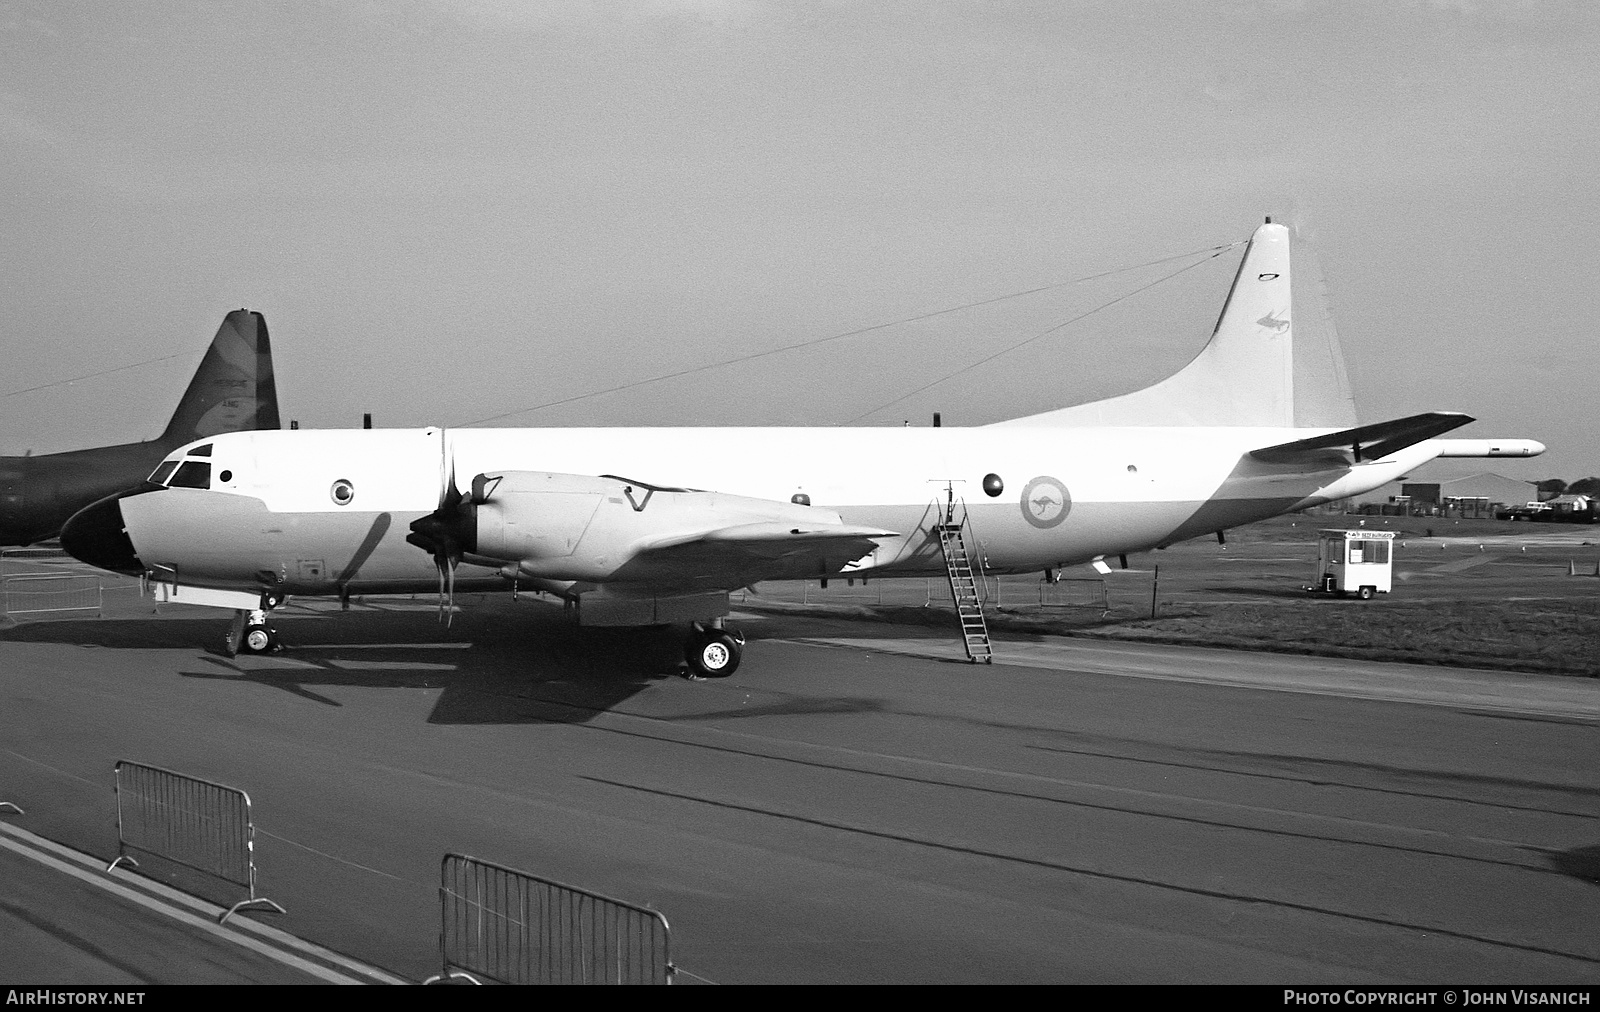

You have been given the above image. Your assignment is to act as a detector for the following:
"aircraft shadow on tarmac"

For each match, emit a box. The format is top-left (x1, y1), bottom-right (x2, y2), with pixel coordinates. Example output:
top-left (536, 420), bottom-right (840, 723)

top-left (1550, 843), bottom-right (1600, 887)
top-left (1, 606), bottom-right (688, 725)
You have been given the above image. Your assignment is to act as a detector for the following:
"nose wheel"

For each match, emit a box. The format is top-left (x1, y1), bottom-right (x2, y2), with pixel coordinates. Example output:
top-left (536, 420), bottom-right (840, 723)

top-left (685, 623), bottom-right (744, 678)
top-left (224, 606), bottom-right (281, 657)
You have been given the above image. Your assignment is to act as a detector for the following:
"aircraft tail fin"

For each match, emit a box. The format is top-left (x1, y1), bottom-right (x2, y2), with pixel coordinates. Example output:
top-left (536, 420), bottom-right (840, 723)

top-left (996, 220), bottom-right (1347, 428)
top-left (159, 310), bottom-right (280, 444)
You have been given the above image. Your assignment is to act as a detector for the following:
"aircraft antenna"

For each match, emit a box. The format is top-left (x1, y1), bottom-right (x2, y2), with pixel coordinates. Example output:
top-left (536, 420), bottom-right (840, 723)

top-left (2, 352), bottom-right (187, 399)
top-left (843, 242), bottom-right (1243, 425)
top-left (452, 240), bottom-right (1243, 427)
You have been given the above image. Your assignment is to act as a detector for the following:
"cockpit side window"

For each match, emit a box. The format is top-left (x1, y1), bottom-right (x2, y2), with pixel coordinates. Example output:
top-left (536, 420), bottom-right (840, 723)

top-left (187, 444), bottom-right (212, 457)
top-left (148, 460), bottom-right (179, 485)
top-left (168, 461), bottom-right (212, 489)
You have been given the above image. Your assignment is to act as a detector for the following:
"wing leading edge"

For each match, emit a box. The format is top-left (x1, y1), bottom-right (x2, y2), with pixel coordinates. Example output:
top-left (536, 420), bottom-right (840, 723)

top-left (620, 520), bottom-right (897, 590)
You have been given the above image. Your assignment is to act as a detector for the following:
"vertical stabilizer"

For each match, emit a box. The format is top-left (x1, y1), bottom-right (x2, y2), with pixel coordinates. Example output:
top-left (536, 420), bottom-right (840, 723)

top-left (996, 221), bottom-right (1301, 427)
top-left (1290, 241), bottom-right (1358, 427)
top-left (160, 310), bottom-right (281, 443)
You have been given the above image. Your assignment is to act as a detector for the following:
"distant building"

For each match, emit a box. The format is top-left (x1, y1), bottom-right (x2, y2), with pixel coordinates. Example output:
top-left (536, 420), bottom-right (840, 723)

top-left (1546, 493), bottom-right (1594, 513)
top-left (1355, 471), bottom-right (1538, 517)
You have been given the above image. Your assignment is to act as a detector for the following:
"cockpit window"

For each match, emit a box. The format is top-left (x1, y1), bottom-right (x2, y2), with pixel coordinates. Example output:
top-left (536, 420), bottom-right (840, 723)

top-left (148, 460), bottom-right (179, 485)
top-left (187, 444), bottom-right (212, 457)
top-left (168, 461), bottom-right (212, 489)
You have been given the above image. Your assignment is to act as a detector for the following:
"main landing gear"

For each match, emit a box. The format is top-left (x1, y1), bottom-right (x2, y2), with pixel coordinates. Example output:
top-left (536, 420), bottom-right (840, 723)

top-left (685, 621), bottom-right (744, 678)
top-left (224, 595), bottom-right (284, 657)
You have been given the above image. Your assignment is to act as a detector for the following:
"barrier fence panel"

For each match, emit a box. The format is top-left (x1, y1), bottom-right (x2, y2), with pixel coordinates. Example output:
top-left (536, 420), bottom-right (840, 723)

top-left (431, 854), bottom-right (672, 985)
top-left (2, 574), bottom-right (101, 617)
top-left (110, 761), bottom-right (284, 923)
top-left (1038, 577), bottom-right (1110, 611)
top-left (0, 547), bottom-right (71, 561)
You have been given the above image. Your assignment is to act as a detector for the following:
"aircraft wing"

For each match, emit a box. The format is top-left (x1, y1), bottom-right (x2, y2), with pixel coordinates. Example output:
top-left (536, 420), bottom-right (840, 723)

top-left (611, 521), bottom-right (898, 590)
top-left (428, 469), bottom-right (900, 593)
top-left (1249, 412), bottom-right (1474, 466)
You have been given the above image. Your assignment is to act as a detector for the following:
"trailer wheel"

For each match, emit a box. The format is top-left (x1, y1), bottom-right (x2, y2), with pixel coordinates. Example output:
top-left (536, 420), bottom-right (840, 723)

top-left (1358, 586), bottom-right (1375, 601)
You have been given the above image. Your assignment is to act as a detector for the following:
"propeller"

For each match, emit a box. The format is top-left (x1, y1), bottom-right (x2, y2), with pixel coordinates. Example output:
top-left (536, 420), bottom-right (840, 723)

top-left (405, 432), bottom-right (481, 627)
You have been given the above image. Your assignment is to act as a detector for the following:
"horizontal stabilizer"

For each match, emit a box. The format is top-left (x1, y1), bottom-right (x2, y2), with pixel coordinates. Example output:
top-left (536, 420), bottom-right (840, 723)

top-left (1249, 412), bottom-right (1474, 465)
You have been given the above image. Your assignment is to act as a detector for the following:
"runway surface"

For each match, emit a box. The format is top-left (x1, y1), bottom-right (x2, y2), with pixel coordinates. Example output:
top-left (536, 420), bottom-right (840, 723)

top-left (2, 593), bottom-right (1598, 984)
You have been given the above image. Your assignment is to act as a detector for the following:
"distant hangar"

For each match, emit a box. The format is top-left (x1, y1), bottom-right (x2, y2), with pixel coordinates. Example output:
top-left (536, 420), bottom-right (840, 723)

top-left (1357, 471), bottom-right (1538, 517)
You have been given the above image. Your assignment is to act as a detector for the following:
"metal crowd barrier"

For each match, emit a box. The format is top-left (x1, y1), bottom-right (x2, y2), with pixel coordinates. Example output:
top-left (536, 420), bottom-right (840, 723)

top-left (108, 761), bottom-right (284, 924)
top-left (1038, 577), bottom-right (1110, 611)
top-left (427, 854), bottom-right (673, 985)
top-left (1, 574), bottom-right (102, 618)
top-left (0, 546), bottom-right (70, 561)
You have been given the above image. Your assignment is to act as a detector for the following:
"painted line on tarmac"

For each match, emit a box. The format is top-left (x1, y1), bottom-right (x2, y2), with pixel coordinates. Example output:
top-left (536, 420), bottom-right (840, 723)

top-left (0, 820), bottom-right (403, 984)
top-left (783, 636), bottom-right (1600, 720)
top-left (2, 747), bottom-right (102, 790)
top-left (253, 828), bottom-right (413, 884)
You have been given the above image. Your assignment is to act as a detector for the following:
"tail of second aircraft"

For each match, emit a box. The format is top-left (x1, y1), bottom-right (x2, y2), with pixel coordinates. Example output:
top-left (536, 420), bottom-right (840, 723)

top-left (995, 219), bottom-right (1357, 429)
top-left (159, 309), bottom-right (281, 444)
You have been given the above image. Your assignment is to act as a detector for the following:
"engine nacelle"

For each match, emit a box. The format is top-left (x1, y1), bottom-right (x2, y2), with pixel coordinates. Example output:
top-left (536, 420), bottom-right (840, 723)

top-left (470, 471), bottom-right (837, 582)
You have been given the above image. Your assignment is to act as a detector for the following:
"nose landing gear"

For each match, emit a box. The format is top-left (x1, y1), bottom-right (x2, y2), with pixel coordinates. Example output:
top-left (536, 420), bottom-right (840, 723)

top-left (685, 621), bottom-right (744, 678)
top-left (224, 595), bottom-right (284, 657)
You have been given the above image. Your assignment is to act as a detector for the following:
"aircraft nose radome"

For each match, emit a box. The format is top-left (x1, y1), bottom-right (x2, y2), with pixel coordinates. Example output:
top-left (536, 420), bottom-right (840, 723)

top-left (61, 494), bottom-right (143, 576)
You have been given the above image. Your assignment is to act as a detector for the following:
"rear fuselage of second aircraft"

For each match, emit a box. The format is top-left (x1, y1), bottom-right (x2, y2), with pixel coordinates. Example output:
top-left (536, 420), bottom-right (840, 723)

top-left (0, 441), bottom-right (174, 546)
top-left (63, 426), bottom-right (1439, 596)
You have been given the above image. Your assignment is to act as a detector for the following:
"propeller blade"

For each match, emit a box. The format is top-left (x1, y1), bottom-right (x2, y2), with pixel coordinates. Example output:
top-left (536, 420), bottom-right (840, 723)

top-left (417, 430), bottom-right (473, 629)
top-left (446, 560), bottom-right (457, 629)
top-left (436, 427), bottom-right (449, 510)
top-left (435, 557), bottom-right (448, 624)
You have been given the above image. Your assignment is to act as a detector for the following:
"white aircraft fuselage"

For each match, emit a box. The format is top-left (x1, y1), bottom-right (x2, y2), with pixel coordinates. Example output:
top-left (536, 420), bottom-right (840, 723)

top-left (80, 424), bottom-right (1470, 593)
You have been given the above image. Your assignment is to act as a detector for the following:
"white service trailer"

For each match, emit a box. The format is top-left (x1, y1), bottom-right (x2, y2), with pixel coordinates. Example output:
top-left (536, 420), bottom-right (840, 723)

top-left (1314, 529), bottom-right (1395, 599)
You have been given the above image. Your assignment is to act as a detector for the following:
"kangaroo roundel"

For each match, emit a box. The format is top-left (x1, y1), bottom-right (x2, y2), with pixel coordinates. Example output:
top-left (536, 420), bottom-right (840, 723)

top-left (1020, 476), bottom-right (1071, 529)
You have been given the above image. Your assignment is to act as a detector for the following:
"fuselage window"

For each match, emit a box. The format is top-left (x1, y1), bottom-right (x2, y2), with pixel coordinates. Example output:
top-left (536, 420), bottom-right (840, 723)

top-left (148, 460), bottom-right (179, 485)
top-left (187, 444), bottom-right (212, 457)
top-left (168, 461), bottom-right (213, 489)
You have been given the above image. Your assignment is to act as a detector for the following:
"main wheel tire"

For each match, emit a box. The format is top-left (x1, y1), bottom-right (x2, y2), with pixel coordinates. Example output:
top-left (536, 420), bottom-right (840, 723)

top-left (243, 625), bottom-right (274, 653)
top-left (1358, 586), bottom-right (1375, 601)
top-left (686, 632), bottom-right (741, 678)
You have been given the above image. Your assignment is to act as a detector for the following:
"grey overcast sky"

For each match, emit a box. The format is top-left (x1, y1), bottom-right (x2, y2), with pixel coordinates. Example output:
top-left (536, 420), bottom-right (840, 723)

top-left (2, 0), bottom-right (1595, 481)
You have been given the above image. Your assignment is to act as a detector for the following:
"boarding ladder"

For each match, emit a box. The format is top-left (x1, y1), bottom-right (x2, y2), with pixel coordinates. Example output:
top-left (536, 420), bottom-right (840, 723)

top-left (934, 497), bottom-right (992, 664)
